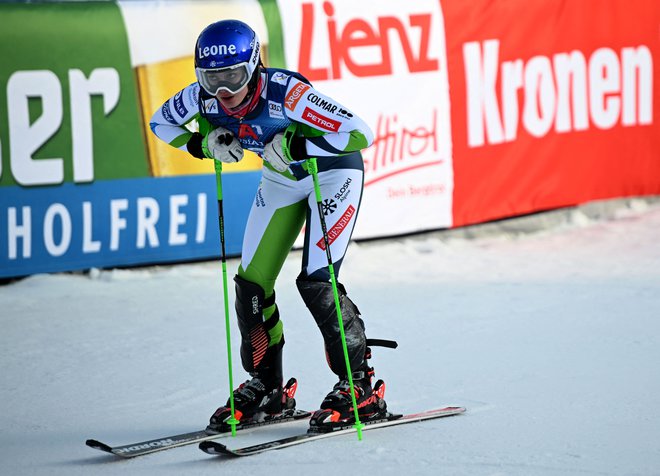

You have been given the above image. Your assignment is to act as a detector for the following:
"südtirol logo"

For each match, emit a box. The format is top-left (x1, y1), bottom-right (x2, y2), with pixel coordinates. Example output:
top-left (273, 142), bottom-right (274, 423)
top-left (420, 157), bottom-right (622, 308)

top-left (362, 109), bottom-right (442, 187)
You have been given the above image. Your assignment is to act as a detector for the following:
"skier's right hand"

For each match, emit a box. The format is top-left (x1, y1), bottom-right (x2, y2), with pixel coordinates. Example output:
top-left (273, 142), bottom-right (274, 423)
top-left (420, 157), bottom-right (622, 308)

top-left (202, 126), bottom-right (244, 163)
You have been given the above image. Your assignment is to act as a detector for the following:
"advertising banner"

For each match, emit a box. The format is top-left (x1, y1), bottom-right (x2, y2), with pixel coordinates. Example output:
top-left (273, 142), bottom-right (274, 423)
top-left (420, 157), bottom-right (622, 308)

top-left (442, 0), bottom-right (660, 227)
top-left (1, 3), bottom-right (151, 277)
top-left (1, 0), bottom-right (659, 279)
top-left (0, 2), bottom-right (260, 278)
top-left (277, 0), bottom-right (454, 238)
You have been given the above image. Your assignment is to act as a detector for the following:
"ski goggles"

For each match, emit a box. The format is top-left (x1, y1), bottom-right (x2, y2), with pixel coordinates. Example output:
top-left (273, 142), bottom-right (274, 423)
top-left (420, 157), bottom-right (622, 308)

top-left (196, 62), bottom-right (251, 96)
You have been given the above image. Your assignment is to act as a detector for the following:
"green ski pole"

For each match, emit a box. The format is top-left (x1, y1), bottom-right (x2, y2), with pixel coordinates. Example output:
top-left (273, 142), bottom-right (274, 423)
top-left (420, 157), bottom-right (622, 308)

top-left (307, 157), bottom-right (365, 441)
top-left (214, 161), bottom-right (239, 436)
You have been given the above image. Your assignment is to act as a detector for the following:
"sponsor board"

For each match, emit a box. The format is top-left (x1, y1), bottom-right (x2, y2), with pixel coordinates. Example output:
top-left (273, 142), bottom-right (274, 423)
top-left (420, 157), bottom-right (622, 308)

top-left (0, 174), bottom-right (259, 278)
top-left (278, 0), bottom-right (453, 238)
top-left (443, 0), bottom-right (660, 226)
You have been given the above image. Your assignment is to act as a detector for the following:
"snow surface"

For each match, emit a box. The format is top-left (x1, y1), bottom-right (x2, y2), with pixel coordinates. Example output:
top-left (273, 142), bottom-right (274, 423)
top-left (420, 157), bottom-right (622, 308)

top-left (2, 199), bottom-right (660, 475)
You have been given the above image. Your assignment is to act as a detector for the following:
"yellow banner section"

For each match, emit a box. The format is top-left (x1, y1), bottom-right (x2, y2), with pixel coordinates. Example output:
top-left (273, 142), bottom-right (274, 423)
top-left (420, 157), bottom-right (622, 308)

top-left (136, 56), bottom-right (262, 177)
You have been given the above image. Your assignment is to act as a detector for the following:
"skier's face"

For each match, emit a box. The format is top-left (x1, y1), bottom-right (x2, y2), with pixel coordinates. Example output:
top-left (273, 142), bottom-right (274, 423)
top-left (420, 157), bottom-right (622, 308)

top-left (216, 87), bottom-right (249, 110)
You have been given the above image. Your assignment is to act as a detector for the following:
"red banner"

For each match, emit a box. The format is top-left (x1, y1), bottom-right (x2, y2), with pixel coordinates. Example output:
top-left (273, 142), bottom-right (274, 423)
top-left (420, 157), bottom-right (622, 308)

top-left (443, 0), bottom-right (660, 227)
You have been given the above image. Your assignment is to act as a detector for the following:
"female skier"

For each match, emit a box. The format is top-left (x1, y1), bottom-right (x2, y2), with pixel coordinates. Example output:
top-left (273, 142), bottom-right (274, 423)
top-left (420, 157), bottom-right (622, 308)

top-left (150, 19), bottom-right (389, 432)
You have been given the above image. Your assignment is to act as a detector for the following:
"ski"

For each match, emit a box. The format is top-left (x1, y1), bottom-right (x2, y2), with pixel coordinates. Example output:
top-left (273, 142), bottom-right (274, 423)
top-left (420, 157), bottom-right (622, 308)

top-left (86, 408), bottom-right (311, 458)
top-left (199, 406), bottom-right (465, 457)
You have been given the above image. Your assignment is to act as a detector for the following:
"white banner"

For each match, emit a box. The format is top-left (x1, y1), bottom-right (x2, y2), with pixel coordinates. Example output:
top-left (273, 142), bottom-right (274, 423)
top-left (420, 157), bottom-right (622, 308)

top-left (278, 0), bottom-right (453, 238)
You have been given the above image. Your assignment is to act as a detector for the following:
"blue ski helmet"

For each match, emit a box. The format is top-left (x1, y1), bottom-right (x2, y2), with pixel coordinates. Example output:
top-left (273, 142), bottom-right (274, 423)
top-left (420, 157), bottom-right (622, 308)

top-left (194, 20), bottom-right (261, 96)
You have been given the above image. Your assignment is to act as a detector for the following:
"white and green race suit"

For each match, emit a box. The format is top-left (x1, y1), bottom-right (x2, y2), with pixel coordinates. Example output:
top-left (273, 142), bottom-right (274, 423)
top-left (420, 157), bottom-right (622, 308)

top-left (150, 67), bottom-right (373, 359)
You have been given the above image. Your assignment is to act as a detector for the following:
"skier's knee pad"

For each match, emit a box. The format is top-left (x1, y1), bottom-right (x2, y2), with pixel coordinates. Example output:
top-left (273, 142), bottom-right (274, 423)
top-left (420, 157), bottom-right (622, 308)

top-left (234, 275), bottom-right (282, 376)
top-left (296, 277), bottom-right (366, 377)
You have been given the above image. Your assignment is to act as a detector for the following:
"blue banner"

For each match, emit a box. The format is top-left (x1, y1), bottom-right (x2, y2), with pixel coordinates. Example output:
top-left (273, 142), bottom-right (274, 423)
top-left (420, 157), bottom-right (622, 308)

top-left (1, 173), bottom-right (260, 278)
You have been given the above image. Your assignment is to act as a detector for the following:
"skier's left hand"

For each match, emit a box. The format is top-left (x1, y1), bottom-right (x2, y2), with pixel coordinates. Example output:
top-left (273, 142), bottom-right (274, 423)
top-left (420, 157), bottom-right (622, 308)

top-left (262, 133), bottom-right (291, 172)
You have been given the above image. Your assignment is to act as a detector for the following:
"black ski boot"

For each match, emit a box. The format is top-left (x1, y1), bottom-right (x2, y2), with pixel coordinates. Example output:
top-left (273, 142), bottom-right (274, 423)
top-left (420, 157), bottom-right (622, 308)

top-left (309, 366), bottom-right (388, 432)
top-left (296, 277), bottom-right (392, 432)
top-left (206, 376), bottom-right (299, 433)
top-left (208, 276), bottom-right (297, 433)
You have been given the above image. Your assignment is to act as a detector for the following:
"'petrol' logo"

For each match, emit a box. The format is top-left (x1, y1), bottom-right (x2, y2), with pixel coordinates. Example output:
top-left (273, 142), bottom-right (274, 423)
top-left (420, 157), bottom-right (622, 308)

top-left (302, 107), bottom-right (341, 131)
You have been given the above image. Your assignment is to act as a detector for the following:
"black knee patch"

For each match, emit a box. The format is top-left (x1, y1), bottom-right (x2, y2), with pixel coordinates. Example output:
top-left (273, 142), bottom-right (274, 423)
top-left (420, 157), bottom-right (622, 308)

top-left (296, 277), bottom-right (366, 378)
top-left (234, 275), bottom-right (281, 379)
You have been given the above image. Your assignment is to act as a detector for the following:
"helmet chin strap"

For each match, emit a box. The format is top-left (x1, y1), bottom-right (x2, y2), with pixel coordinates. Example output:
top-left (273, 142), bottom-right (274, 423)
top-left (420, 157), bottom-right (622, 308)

top-left (220, 69), bottom-right (264, 119)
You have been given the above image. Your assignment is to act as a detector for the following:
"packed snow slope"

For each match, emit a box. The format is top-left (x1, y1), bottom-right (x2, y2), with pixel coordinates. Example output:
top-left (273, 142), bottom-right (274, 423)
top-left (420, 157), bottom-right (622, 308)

top-left (1, 199), bottom-right (659, 475)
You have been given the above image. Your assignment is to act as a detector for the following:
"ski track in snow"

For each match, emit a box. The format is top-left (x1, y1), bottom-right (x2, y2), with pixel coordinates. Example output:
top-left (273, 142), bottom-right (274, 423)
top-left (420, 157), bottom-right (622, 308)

top-left (1, 200), bottom-right (660, 475)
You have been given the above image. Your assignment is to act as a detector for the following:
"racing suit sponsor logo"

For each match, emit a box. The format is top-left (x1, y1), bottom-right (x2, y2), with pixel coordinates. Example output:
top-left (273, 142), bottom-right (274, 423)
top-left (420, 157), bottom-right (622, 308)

top-left (250, 40), bottom-right (260, 66)
top-left (268, 101), bottom-right (284, 119)
top-left (161, 103), bottom-right (177, 124)
top-left (316, 205), bottom-right (356, 250)
top-left (322, 198), bottom-right (337, 215)
top-left (173, 91), bottom-right (188, 118)
top-left (337, 108), bottom-right (353, 119)
top-left (203, 98), bottom-right (218, 114)
top-left (285, 82), bottom-right (310, 111)
top-left (271, 72), bottom-right (290, 84)
top-left (255, 188), bottom-right (266, 207)
top-left (306, 93), bottom-right (337, 114)
top-left (239, 124), bottom-right (263, 140)
top-left (197, 44), bottom-right (237, 59)
top-left (188, 84), bottom-right (200, 103)
top-left (334, 177), bottom-right (352, 202)
top-left (302, 107), bottom-right (341, 131)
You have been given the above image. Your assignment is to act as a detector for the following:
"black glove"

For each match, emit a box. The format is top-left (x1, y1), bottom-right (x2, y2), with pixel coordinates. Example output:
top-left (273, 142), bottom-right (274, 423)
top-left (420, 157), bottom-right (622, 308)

top-left (186, 132), bottom-right (206, 159)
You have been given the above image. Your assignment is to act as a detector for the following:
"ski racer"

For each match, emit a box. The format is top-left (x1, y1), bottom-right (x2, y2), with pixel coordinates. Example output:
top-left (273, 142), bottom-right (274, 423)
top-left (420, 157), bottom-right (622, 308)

top-left (150, 19), bottom-right (389, 432)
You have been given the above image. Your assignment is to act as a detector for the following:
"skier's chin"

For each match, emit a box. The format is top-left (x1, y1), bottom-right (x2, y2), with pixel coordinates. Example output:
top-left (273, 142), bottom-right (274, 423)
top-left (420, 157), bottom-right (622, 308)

top-left (218, 96), bottom-right (240, 109)
top-left (218, 91), bottom-right (248, 110)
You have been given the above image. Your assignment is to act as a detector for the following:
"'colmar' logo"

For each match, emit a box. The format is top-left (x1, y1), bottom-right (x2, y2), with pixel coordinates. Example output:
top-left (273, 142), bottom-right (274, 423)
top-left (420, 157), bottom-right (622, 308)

top-left (307, 93), bottom-right (338, 114)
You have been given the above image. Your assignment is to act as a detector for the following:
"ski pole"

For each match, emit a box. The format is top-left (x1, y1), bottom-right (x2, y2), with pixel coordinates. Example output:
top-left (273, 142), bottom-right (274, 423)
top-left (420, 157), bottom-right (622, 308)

top-left (306, 157), bottom-right (365, 441)
top-left (214, 161), bottom-right (239, 436)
